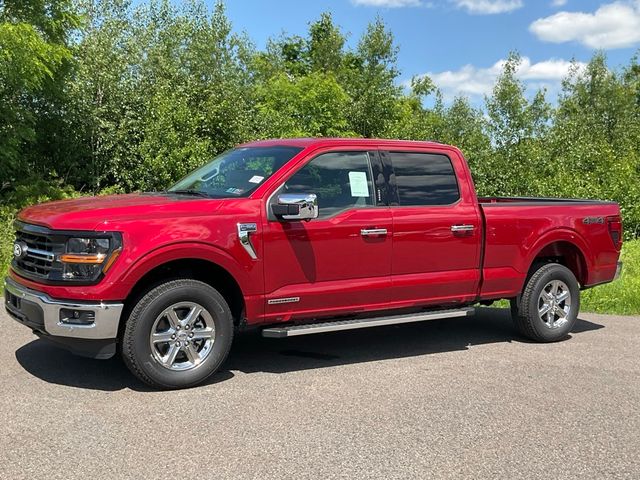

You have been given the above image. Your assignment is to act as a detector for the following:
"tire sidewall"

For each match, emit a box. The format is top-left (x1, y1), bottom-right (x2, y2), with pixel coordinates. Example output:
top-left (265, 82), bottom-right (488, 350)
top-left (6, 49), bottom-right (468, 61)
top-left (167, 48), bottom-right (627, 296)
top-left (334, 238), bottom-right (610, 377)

top-left (129, 281), bottom-right (233, 388)
top-left (526, 265), bottom-right (580, 342)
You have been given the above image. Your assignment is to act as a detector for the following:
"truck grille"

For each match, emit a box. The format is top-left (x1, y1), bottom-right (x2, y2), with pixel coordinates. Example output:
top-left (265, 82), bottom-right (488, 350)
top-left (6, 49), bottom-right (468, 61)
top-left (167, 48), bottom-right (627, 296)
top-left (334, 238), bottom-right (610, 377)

top-left (12, 223), bottom-right (66, 281)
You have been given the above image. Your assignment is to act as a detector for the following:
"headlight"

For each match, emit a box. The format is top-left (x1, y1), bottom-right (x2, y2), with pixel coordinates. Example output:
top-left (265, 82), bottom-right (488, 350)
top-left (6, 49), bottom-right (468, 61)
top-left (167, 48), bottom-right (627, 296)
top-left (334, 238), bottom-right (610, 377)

top-left (65, 237), bottom-right (111, 258)
top-left (60, 236), bottom-right (121, 281)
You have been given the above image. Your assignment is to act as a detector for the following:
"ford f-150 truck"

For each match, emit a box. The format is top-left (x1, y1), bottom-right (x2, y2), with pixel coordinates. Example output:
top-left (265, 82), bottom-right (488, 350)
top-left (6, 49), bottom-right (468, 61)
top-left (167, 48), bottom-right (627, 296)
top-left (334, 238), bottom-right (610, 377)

top-left (4, 138), bottom-right (623, 389)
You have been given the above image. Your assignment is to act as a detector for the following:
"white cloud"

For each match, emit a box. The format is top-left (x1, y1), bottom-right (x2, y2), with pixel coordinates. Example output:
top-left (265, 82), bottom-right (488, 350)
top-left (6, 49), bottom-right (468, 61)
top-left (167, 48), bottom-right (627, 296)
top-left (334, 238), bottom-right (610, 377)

top-left (551, 0), bottom-right (567, 7)
top-left (530, 1), bottom-right (640, 49)
top-left (416, 57), bottom-right (586, 101)
top-left (351, 0), bottom-right (421, 7)
top-left (450, 0), bottom-right (523, 14)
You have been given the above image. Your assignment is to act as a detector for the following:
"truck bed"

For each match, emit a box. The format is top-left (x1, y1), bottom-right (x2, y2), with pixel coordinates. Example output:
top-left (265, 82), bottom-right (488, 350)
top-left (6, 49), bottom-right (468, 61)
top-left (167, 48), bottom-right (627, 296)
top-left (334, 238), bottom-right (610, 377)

top-left (477, 197), bottom-right (622, 300)
top-left (478, 196), bottom-right (616, 206)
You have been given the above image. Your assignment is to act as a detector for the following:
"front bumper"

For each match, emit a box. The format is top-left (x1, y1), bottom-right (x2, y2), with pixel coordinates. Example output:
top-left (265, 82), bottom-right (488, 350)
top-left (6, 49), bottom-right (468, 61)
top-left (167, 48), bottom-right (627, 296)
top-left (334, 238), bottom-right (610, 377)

top-left (4, 276), bottom-right (123, 340)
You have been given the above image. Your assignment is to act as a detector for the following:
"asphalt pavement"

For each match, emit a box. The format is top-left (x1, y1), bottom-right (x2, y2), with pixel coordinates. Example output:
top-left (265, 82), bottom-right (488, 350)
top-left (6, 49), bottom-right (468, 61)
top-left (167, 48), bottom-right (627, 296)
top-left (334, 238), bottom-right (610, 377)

top-left (1, 306), bottom-right (639, 479)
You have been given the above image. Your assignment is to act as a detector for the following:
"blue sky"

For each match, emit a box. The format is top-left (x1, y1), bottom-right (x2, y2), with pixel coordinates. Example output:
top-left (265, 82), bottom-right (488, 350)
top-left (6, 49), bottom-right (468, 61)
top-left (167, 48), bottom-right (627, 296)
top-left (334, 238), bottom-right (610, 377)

top-left (219, 0), bottom-right (640, 103)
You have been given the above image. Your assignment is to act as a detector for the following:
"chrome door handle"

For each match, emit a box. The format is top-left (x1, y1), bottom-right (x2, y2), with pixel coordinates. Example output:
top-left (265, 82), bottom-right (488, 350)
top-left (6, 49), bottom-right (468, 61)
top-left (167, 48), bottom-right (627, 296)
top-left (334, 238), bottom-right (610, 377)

top-left (361, 228), bottom-right (388, 236)
top-left (451, 224), bottom-right (475, 233)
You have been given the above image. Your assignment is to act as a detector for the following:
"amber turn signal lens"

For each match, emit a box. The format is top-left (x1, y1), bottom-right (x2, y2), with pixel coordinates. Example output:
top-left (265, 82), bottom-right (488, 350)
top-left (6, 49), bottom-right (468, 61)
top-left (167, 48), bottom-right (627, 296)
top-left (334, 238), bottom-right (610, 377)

top-left (101, 249), bottom-right (122, 273)
top-left (59, 253), bottom-right (107, 264)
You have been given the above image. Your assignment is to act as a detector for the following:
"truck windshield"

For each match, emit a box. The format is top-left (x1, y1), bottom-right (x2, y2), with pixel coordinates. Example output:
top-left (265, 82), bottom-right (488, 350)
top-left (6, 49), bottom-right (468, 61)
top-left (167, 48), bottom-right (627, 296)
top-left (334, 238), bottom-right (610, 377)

top-left (167, 146), bottom-right (303, 198)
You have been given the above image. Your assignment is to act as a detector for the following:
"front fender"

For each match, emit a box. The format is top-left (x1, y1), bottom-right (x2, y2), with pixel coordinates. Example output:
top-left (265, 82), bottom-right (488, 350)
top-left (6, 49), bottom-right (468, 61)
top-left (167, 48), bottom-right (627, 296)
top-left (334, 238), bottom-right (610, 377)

top-left (117, 241), bottom-right (259, 298)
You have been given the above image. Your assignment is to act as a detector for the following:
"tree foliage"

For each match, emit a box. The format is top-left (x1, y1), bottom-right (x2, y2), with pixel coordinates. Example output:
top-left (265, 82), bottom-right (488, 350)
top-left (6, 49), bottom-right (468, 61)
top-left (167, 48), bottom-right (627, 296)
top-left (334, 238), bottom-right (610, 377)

top-left (0, 0), bottom-right (639, 237)
top-left (0, 0), bottom-right (79, 184)
top-left (484, 52), bottom-right (552, 196)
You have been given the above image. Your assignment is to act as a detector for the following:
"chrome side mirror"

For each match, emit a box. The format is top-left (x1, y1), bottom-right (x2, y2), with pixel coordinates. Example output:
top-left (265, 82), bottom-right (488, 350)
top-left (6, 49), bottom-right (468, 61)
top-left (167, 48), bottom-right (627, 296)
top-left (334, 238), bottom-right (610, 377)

top-left (272, 193), bottom-right (319, 221)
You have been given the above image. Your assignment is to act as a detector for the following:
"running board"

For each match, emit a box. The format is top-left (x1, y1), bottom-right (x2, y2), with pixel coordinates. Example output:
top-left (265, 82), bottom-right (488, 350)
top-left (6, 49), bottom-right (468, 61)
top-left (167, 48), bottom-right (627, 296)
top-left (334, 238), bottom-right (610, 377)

top-left (261, 307), bottom-right (475, 338)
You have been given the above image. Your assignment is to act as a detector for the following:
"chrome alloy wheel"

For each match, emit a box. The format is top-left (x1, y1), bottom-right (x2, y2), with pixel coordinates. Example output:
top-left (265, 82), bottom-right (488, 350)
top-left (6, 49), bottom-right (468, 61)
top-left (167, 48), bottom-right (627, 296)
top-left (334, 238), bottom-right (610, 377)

top-left (149, 302), bottom-right (216, 371)
top-left (538, 280), bottom-right (572, 329)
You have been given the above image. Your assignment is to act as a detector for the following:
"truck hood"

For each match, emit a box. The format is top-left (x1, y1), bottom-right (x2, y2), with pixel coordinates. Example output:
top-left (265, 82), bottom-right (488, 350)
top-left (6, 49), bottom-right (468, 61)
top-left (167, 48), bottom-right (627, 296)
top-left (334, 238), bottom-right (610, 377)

top-left (18, 193), bottom-right (225, 231)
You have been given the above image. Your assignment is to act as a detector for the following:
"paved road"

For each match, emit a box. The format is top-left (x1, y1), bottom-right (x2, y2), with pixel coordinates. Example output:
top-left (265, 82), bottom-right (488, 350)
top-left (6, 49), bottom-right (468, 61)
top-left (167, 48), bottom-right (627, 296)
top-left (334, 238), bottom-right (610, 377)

top-left (1, 307), bottom-right (639, 479)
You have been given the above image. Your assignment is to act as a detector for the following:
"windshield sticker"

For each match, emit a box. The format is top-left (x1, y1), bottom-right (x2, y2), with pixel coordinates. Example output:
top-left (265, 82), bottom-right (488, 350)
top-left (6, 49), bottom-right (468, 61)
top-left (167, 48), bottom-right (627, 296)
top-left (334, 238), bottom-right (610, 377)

top-left (348, 171), bottom-right (370, 197)
top-left (248, 175), bottom-right (264, 184)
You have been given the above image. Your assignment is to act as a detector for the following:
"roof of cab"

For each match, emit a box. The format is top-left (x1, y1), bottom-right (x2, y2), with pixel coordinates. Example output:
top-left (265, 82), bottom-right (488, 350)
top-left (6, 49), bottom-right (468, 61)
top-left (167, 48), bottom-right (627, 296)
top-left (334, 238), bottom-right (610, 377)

top-left (239, 137), bottom-right (450, 149)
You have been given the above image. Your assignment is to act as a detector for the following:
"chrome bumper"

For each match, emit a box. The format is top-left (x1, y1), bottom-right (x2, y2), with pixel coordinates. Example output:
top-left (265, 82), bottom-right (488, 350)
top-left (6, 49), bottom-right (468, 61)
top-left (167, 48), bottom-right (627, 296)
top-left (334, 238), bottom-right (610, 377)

top-left (4, 277), bottom-right (123, 339)
top-left (614, 261), bottom-right (623, 281)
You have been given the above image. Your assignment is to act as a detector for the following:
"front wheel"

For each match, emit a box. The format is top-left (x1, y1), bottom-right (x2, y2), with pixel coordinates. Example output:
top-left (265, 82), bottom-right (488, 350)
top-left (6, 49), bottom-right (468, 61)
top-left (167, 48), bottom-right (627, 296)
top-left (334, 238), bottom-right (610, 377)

top-left (122, 279), bottom-right (234, 389)
top-left (510, 263), bottom-right (580, 342)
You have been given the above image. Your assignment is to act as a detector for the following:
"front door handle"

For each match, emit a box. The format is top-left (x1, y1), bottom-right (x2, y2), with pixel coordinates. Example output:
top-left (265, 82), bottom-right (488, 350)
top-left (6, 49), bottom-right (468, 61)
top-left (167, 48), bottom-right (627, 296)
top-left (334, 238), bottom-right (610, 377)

top-left (361, 228), bottom-right (388, 237)
top-left (451, 224), bottom-right (475, 235)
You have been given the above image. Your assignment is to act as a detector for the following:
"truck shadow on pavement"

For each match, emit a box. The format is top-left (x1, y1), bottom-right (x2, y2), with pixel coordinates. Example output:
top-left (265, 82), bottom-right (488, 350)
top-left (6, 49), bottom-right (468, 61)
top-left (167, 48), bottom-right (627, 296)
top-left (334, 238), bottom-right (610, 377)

top-left (14, 308), bottom-right (604, 392)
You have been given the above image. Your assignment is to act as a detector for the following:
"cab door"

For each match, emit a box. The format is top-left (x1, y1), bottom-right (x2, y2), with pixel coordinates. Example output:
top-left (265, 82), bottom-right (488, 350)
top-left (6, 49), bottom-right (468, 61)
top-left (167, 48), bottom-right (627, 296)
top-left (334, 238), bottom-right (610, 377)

top-left (383, 149), bottom-right (482, 307)
top-left (261, 149), bottom-right (392, 323)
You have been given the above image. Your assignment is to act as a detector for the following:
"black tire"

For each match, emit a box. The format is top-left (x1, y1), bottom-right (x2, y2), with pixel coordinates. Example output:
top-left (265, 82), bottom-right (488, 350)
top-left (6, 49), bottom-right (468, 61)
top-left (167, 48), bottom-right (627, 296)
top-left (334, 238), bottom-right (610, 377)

top-left (121, 279), bottom-right (234, 389)
top-left (510, 263), bottom-right (580, 342)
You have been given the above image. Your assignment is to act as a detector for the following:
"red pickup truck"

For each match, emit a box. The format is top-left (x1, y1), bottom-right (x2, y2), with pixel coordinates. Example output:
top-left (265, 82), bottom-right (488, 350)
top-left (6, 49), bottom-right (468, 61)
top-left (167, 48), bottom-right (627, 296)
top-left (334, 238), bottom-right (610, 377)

top-left (4, 138), bottom-right (623, 389)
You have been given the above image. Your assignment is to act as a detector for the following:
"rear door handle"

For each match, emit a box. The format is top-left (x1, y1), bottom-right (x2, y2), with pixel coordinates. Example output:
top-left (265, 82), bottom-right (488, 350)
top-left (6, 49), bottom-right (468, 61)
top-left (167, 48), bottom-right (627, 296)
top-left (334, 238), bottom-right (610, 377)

top-left (451, 224), bottom-right (475, 234)
top-left (361, 228), bottom-right (388, 236)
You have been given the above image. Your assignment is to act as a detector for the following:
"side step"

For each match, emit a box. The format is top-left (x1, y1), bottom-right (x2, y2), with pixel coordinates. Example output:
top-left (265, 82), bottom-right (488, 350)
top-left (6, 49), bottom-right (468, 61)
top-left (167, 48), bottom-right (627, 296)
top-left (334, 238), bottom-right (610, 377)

top-left (261, 307), bottom-right (474, 338)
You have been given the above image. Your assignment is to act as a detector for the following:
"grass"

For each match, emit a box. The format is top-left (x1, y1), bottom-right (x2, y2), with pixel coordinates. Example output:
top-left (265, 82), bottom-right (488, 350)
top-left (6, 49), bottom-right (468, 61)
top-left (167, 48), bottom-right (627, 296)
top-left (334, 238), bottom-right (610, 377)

top-left (582, 239), bottom-right (640, 315)
top-left (492, 239), bottom-right (640, 315)
top-left (0, 206), bottom-right (16, 279)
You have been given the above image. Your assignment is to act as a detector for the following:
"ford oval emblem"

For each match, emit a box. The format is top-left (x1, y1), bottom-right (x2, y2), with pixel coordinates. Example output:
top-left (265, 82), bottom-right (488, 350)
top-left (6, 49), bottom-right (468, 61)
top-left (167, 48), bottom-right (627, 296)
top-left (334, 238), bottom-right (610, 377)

top-left (13, 241), bottom-right (28, 260)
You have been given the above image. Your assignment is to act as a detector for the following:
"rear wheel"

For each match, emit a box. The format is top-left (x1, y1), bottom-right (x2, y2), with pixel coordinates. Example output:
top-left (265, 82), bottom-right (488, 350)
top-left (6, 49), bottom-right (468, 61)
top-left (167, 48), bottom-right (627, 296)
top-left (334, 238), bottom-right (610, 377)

top-left (122, 279), bottom-right (234, 389)
top-left (510, 263), bottom-right (579, 342)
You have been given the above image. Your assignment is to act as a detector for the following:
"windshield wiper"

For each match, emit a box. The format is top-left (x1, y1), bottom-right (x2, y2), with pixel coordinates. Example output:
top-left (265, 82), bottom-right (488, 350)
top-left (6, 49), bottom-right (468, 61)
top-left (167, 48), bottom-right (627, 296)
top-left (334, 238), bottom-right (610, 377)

top-left (166, 189), bottom-right (210, 198)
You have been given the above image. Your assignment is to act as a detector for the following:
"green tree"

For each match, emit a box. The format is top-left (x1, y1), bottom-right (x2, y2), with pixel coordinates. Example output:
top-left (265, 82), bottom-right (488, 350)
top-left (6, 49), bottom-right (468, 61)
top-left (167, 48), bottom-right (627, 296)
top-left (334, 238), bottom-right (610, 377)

top-left (484, 52), bottom-right (551, 195)
top-left (308, 12), bottom-right (344, 73)
top-left (69, 0), bottom-right (254, 192)
top-left (440, 97), bottom-right (492, 191)
top-left (549, 53), bottom-right (640, 236)
top-left (252, 13), bottom-right (402, 140)
top-left (1, 0), bottom-right (639, 241)
top-left (0, 0), bottom-right (80, 187)
top-left (255, 71), bottom-right (354, 138)
top-left (343, 17), bottom-right (402, 137)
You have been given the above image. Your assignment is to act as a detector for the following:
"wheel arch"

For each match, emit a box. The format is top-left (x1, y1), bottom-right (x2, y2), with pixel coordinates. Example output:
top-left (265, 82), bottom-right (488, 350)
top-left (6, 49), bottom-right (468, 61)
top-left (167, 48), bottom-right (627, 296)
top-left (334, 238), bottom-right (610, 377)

top-left (118, 243), bottom-right (256, 336)
top-left (527, 237), bottom-right (590, 287)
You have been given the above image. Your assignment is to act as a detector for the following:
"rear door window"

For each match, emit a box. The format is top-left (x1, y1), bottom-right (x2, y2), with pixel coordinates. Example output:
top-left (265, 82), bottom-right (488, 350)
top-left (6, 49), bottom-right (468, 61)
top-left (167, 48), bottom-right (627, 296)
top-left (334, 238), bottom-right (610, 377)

top-left (387, 152), bottom-right (459, 206)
